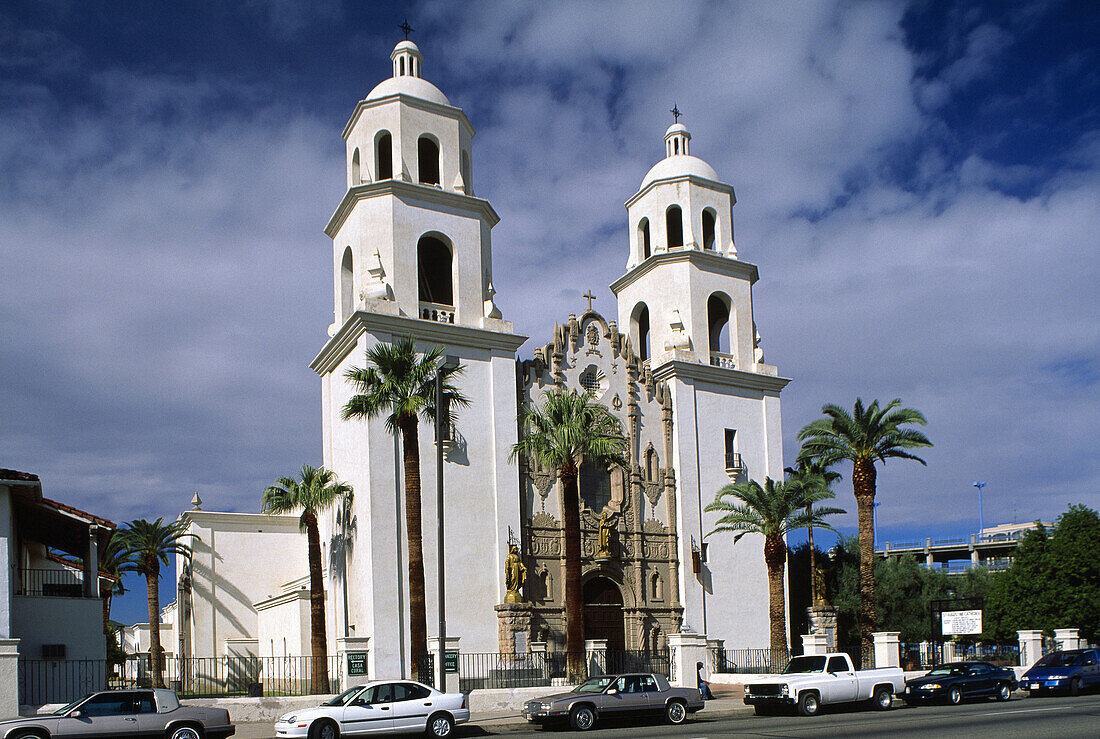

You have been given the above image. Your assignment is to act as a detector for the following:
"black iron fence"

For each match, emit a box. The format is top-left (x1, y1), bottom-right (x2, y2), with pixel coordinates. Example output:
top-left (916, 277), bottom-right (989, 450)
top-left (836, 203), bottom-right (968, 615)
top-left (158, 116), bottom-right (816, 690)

top-left (455, 649), bottom-right (670, 691)
top-left (16, 568), bottom-right (85, 597)
top-left (709, 647), bottom-right (789, 674)
top-left (19, 655), bottom-right (342, 705)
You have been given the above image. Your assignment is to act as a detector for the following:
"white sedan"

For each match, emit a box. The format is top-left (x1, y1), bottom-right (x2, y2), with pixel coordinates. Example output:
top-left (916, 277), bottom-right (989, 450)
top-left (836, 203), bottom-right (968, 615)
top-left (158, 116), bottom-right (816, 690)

top-left (275, 680), bottom-right (470, 738)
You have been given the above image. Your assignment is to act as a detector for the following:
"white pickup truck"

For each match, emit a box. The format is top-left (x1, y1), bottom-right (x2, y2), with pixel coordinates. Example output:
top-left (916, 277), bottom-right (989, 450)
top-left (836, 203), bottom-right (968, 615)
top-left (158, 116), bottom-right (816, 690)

top-left (743, 653), bottom-right (905, 716)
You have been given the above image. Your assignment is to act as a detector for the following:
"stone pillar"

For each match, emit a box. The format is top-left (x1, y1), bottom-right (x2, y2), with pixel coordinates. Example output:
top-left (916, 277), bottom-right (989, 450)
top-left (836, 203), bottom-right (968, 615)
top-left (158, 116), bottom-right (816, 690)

top-left (942, 640), bottom-right (960, 663)
top-left (667, 632), bottom-right (707, 687)
top-left (427, 636), bottom-right (460, 693)
top-left (1054, 628), bottom-right (1080, 652)
top-left (584, 639), bottom-right (608, 676)
top-left (807, 606), bottom-right (838, 649)
top-left (0, 639), bottom-right (19, 719)
top-left (337, 636), bottom-right (371, 689)
top-left (495, 603), bottom-right (533, 656)
top-left (924, 538), bottom-right (934, 567)
top-left (801, 633), bottom-right (829, 656)
top-left (705, 639), bottom-right (723, 674)
top-left (1018, 630), bottom-right (1043, 668)
top-left (969, 534), bottom-right (979, 566)
top-left (872, 632), bottom-right (901, 669)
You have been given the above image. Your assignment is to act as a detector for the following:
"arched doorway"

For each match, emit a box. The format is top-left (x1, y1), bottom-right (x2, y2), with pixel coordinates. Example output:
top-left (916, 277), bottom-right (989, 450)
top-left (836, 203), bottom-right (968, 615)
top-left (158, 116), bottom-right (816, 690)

top-left (583, 577), bottom-right (625, 652)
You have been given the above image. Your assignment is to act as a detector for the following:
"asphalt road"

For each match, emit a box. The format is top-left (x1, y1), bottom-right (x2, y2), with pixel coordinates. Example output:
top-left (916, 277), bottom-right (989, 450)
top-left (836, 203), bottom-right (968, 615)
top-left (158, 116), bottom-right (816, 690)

top-left (232, 693), bottom-right (1100, 738)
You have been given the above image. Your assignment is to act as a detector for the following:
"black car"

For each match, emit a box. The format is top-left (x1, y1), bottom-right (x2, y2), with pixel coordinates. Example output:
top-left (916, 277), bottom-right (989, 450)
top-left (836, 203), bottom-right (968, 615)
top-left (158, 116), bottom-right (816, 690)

top-left (903, 661), bottom-right (1017, 705)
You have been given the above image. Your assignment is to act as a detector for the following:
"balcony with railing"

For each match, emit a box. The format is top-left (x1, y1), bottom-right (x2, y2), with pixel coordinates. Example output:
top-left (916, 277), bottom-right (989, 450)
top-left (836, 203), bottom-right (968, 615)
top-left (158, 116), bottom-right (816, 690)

top-left (724, 452), bottom-right (744, 476)
top-left (17, 568), bottom-right (88, 598)
top-left (419, 301), bottom-right (455, 324)
top-left (709, 351), bottom-right (735, 369)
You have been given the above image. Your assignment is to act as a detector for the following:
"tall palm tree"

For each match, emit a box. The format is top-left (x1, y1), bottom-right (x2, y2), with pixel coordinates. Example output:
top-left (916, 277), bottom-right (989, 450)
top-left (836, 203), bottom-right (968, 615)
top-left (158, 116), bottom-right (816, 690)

top-left (797, 398), bottom-right (931, 666)
top-left (784, 459), bottom-right (841, 606)
top-left (341, 335), bottom-right (468, 675)
top-left (511, 389), bottom-right (628, 681)
top-left (262, 465), bottom-right (352, 693)
top-left (117, 518), bottom-right (196, 688)
top-left (705, 477), bottom-right (844, 665)
top-left (99, 532), bottom-right (133, 643)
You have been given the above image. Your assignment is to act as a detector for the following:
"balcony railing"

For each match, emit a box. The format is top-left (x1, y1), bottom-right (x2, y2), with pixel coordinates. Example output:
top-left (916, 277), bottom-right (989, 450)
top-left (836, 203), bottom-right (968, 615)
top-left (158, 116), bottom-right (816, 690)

top-left (419, 301), bottom-right (455, 324)
top-left (709, 351), bottom-right (735, 369)
top-left (17, 569), bottom-right (85, 598)
top-left (725, 452), bottom-right (743, 474)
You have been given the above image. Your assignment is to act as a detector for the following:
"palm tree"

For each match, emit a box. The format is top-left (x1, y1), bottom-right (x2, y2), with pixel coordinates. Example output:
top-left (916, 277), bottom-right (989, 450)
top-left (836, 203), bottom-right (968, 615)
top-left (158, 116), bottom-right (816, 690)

top-left (117, 518), bottom-right (196, 688)
top-left (341, 335), bottom-right (468, 675)
top-left (262, 465), bottom-right (352, 693)
top-left (797, 398), bottom-right (931, 666)
top-left (510, 389), bottom-right (627, 681)
top-left (705, 477), bottom-right (844, 665)
top-left (784, 459), bottom-right (841, 606)
top-left (99, 532), bottom-right (133, 644)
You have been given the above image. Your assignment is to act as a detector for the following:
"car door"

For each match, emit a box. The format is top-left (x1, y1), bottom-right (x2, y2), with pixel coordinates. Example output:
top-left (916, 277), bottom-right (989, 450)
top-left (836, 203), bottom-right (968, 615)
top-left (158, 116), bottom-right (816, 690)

top-left (56, 691), bottom-right (139, 738)
top-left (823, 656), bottom-right (858, 703)
top-left (1081, 651), bottom-right (1099, 687)
top-left (389, 682), bottom-right (435, 732)
top-left (341, 685), bottom-right (394, 735)
top-left (966, 663), bottom-right (994, 696)
top-left (602, 676), bottom-right (650, 716)
top-left (133, 690), bottom-right (165, 736)
top-left (638, 674), bottom-right (663, 714)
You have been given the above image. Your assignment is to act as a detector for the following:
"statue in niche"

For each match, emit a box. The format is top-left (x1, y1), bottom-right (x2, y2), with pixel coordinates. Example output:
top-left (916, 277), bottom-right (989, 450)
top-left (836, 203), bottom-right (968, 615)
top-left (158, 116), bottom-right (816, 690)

top-left (597, 512), bottom-right (614, 559)
top-left (504, 544), bottom-right (527, 603)
top-left (812, 560), bottom-right (830, 608)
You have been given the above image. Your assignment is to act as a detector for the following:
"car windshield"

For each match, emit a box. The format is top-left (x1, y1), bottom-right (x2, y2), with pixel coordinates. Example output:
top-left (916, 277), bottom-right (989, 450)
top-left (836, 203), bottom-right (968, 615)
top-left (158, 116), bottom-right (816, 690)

top-left (926, 665), bottom-right (965, 676)
top-left (1035, 652), bottom-right (1085, 668)
top-left (573, 676), bottom-right (615, 693)
top-left (323, 686), bottom-right (366, 706)
top-left (52, 695), bottom-right (90, 715)
top-left (783, 656), bottom-right (827, 674)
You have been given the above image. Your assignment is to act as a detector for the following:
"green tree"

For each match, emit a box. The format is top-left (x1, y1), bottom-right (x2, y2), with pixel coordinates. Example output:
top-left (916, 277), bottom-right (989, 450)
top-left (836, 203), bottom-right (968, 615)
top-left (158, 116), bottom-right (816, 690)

top-left (797, 398), bottom-right (932, 666)
top-left (511, 389), bottom-right (627, 681)
top-left (99, 532), bottom-right (133, 646)
top-left (705, 477), bottom-right (844, 663)
top-left (342, 336), bottom-right (467, 675)
top-left (784, 459), bottom-right (841, 606)
top-left (117, 518), bottom-right (196, 688)
top-left (262, 465), bottom-right (352, 692)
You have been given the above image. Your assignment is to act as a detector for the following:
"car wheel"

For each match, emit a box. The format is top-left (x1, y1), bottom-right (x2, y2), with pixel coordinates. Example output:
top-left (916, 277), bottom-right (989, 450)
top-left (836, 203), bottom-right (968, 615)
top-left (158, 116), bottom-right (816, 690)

top-left (797, 691), bottom-right (820, 717)
top-left (947, 687), bottom-right (962, 705)
top-left (1070, 678), bottom-right (1081, 697)
top-left (12, 731), bottom-right (49, 739)
top-left (996, 683), bottom-right (1012, 702)
top-left (569, 705), bottom-right (596, 731)
top-left (169, 726), bottom-right (203, 739)
top-left (665, 700), bottom-right (687, 725)
top-left (872, 686), bottom-right (892, 711)
top-left (426, 712), bottom-right (454, 738)
top-left (309, 719), bottom-right (339, 739)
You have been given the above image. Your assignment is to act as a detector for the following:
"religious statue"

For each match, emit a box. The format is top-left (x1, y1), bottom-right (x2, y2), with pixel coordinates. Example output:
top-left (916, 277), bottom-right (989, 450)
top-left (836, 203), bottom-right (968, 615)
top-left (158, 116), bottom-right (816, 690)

top-left (597, 512), bottom-right (613, 558)
top-left (504, 544), bottom-right (527, 604)
top-left (812, 560), bottom-right (830, 607)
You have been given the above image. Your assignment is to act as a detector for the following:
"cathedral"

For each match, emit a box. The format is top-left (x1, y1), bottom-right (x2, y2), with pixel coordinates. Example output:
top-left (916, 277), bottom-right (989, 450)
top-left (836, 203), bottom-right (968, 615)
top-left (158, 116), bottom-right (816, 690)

top-left (171, 39), bottom-right (789, 681)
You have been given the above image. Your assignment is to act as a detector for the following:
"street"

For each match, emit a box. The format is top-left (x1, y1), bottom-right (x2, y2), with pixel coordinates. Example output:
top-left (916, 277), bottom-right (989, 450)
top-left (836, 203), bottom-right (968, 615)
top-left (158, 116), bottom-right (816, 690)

top-left (230, 693), bottom-right (1100, 738)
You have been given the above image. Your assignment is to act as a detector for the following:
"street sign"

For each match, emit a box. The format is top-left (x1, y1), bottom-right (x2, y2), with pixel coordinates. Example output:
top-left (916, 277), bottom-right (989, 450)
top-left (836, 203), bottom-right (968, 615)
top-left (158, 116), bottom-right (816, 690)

top-left (941, 609), bottom-right (983, 635)
top-left (347, 652), bottom-right (368, 676)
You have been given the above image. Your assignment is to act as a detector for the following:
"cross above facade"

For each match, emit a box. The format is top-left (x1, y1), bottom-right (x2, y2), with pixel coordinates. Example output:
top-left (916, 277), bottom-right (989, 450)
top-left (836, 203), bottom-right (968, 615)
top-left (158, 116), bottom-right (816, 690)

top-left (399, 19), bottom-right (414, 40)
top-left (670, 104), bottom-right (682, 123)
top-left (582, 290), bottom-right (596, 312)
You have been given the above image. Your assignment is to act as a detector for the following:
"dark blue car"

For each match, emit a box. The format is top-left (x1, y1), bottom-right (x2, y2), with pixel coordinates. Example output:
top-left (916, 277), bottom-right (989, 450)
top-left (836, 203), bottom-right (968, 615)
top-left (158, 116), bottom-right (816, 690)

top-left (903, 661), bottom-right (1017, 705)
top-left (1018, 649), bottom-right (1100, 696)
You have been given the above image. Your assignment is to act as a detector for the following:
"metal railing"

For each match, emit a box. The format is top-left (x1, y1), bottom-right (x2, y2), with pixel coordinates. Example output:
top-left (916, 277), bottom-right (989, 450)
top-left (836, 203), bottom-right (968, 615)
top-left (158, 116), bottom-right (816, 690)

top-left (724, 452), bottom-right (743, 473)
top-left (709, 647), bottom-right (788, 674)
top-left (16, 569), bottom-right (86, 598)
top-left (456, 649), bottom-right (670, 691)
top-left (19, 655), bottom-right (342, 705)
top-left (963, 644), bottom-right (1020, 664)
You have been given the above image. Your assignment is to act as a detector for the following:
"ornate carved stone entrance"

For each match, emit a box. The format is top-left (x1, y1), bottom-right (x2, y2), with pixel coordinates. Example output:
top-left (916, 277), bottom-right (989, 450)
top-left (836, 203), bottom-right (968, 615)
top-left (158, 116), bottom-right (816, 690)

top-left (582, 577), bottom-right (625, 651)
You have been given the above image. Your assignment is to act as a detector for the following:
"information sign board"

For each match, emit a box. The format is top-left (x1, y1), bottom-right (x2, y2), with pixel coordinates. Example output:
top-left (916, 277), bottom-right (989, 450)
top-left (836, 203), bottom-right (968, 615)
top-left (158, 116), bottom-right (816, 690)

top-left (347, 652), bottom-right (368, 676)
top-left (941, 609), bottom-right (983, 635)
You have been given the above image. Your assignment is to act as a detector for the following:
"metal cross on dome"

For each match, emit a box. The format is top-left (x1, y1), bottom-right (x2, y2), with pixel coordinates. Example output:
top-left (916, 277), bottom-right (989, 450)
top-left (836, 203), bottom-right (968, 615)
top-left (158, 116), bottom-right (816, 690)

top-left (670, 104), bottom-right (682, 123)
top-left (583, 290), bottom-right (596, 311)
top-left (399, 19), bottom-right (414, 40)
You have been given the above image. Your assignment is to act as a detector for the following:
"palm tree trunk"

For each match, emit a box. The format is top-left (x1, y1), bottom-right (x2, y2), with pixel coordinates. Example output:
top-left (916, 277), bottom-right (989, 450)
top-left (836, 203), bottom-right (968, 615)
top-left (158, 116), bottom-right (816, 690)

top-left (400, 417), bottom-right (428, 678)
top-left (560, 463), bottom-right (584, 682)
top-left (305, 511), bottom-right (330, 693)
top-left (807, 505), bottom-right (817, 606)
top-left (763, 534), bottom-right (789, 668)
top-left (853, 457), bottom-right (878, 668)
top-left (145, 558), bottom-right (164, 688)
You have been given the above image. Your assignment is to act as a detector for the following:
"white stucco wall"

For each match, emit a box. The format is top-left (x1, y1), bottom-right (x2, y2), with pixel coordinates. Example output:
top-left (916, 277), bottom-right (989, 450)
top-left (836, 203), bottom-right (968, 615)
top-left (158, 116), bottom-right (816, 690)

top-left (0, 486), bottom-right (13, 639)
top-left (256, 590), bottom-right (310, 658)
top-left (12, 595), bottom-right (105, 661)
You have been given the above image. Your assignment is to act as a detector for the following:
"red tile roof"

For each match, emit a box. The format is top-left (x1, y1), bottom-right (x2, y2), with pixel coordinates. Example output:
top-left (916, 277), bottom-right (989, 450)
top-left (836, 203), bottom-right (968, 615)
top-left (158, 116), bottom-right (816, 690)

top-left (39, 496), bottom-right (116, 529)
top-left (0, 469), bottom-right (40, 482)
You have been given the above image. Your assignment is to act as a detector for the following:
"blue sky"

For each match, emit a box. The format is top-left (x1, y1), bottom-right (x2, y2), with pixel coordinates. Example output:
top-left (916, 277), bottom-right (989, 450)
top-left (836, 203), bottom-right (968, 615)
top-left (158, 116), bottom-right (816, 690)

top-left (2, 1), bottom-right (1098, 626)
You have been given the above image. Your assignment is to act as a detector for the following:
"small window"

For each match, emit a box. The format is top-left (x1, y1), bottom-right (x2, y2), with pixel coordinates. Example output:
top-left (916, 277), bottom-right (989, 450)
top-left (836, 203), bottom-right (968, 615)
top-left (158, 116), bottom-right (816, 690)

top-left (636, 304), bottom-right (651, 362)
top-left (376, 133), bottom-right (393, 180)
top-left (41, 644), bottom-right (66, 660)
top-left (826, 656), bottom-right (849, 673)
top-left (418, 136), bottom-right (440, 185)
top-left (639, 218), bottom-right (651, 260)
top-left (82, 692), bottom-right (135, 717)
top-left (399, 57), bottom-right (405, 76)
top-left (666, 205), bottom-right (683, 248)
top-left (135, 692), bottom-right (157, 714)
top-left (702, 209), bottom-right (716, 250)
top-left (351, 148), bottom-right (361, 185)
top-left (579, 366), bottom-right (602, 395)
top-left (394, 683), bottom-right (431, 701)
top-left (417, 236), bottom-right (453, 306)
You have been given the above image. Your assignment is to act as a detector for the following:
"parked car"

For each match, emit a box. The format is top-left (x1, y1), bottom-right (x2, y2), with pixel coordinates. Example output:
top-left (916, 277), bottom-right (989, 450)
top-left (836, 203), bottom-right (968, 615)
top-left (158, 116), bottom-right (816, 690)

top-left (743, 653), bottom-right (905, 716)
top-left (0, 688), bottom-right (234, 739)
top-left (522, 673), bottom-right (704, 731)
top-left (903, 661), bottom-right (1017, 704)
top-left (274, 680), bottom-right (469, 738)
top-left (1018, 648), bottom-right (1100, 696)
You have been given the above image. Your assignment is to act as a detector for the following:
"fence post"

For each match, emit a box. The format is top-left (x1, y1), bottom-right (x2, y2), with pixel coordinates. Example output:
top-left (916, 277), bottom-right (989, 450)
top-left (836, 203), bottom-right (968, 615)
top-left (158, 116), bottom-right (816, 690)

top-left (583, 639), bottom-right (607, 677)
top-left (1017, 630), bottom-right (1043, 668)
top-left (705, 639), bottom-right (724, 673)
top-left (530, 641), bottom-right (548, 682)
top-left (667, 633), bottom-right (707, 687)
top-left (427, 636), bottom-right (460, 693)
top-left (0, 639), bottom-right (19, 719)
top-left (337, 636), bottom-right (371, 690)
top-left (801, 633), bottom-right (828, 656)
top-left (872, 632), bottom-right (901, 669)
top-left (1053, 629), bottom-right (1080, 652)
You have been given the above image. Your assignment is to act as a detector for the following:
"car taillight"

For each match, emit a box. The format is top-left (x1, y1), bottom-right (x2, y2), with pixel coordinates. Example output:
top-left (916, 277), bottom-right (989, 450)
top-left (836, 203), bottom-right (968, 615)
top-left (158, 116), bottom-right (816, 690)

top-left (461, 693), bottom-right (467, 709)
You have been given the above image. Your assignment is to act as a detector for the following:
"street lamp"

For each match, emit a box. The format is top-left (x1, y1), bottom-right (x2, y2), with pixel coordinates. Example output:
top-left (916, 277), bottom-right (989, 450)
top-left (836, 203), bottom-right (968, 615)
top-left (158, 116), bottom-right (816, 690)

top-left (972, 481), bottom-right (986, 536)
top-left (435, 355), bottom-right (459, 690)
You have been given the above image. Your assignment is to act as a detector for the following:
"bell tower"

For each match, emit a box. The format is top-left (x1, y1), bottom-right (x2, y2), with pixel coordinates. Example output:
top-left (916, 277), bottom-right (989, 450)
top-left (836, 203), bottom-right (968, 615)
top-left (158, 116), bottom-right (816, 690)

top-left (325, 40), bottom-right (501, 335)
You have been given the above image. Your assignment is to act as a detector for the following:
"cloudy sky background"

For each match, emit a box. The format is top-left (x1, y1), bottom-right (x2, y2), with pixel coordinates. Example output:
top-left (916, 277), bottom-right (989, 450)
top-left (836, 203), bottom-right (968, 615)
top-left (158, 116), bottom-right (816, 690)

top-left (2, 1), bottom-right (1098, 624)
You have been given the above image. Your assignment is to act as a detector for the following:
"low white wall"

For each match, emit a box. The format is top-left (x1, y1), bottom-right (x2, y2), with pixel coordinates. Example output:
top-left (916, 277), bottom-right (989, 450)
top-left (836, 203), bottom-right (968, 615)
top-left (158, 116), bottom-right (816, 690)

top-left (12, 595), bottom-right (105, 661)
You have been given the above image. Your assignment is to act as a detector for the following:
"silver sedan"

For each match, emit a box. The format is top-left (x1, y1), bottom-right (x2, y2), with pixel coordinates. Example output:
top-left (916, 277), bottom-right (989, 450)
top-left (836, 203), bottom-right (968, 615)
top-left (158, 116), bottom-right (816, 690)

top-left (523, 673), bottom-right (704, 731)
